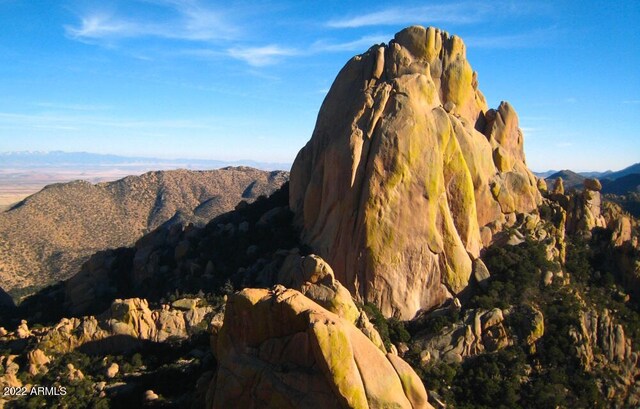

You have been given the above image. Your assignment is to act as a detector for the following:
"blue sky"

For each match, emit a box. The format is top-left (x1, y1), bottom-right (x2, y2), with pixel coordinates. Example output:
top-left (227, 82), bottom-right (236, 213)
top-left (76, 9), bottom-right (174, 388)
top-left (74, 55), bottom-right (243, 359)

top-left (0, 0), bottom-right (638, 171)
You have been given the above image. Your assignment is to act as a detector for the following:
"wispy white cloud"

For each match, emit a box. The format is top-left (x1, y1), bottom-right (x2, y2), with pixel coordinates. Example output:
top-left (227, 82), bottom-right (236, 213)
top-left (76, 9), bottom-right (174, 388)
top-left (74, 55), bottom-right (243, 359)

top-left (64, 2), bottom-right (309, 67)
top-left (326, 1), bottom-right (545, 28)
top-left (225, 34), bottom-right (391, 67)
top-left (184, 33), bottom-right (389, 68)
top-left (555, 142), bottom-right (573, 148)
top-left (65, 13), bottom-right (135, 40)
top-left (227, 45), bottom-right (298, 67)
top-left (312, 35), bottom-right (390, 52)
top-left (327, 4), bottom-right (480, 28)
top-left (64, 2), bottom-right (237, 43)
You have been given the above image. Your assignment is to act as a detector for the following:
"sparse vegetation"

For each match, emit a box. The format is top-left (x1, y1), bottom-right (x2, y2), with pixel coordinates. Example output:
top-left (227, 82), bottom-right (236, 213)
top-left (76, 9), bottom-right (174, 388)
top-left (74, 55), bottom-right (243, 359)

top-left (408, 240), bottom-right (609, 408)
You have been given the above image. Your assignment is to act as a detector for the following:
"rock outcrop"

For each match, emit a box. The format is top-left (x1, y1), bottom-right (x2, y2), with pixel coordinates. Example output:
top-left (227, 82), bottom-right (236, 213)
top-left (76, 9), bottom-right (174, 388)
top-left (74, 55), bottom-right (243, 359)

top-left (566, 178), bottom-right (607, 235)
top-left (290, 26), bottom-right (541, 319)
top-left (277, 252), bottom-right (360, 324)
top-left (412, 308), bottom-right (512, 364)
top-left (601, 202), bottom-right (640, 297)
top-left (571, 308), bottom-right (640, 406)
top-left (32, 297), bottom-right (214, 355)
top-left (0, 355), bottom-right (22, 390)
top-left (208, 286), bottom-right (432, 409)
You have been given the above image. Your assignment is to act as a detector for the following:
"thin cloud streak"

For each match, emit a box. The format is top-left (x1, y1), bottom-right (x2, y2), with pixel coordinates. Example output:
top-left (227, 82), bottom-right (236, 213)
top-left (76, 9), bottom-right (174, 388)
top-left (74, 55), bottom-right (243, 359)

top-left (227, 45), bottom-right (298, 67)
top-left (325, 1), bottom-right (547, 28)
top-left (326, 4), bottom-right (485, 28)
top-left (312, 35), bottom-right (390, 52)
top-left (64, 2), bottom-right (237, 43)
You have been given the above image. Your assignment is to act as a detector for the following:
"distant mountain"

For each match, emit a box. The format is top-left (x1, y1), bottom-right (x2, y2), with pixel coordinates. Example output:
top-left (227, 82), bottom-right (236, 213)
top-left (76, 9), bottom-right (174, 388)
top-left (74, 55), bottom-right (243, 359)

top-left (534, 165), bottom-right (640, 181)
top-left (0, 151), bottom-right (291, 171)
top-left (603, 162), bottom-right (640, 181)
top-left (535, 169), bottom-right (612, 179)
top-left (533, 170), bottom-right (559, 179)
top-left (542, 163), bottom-right (640, 194)
top-left (579, 170), bottom-right (613, 178)
top-left (0, 167), bottom-right (288, 293)
top-left (601, 173), bottom-right (640, 195)
top-left (545, 169), bottom-right (586, 191)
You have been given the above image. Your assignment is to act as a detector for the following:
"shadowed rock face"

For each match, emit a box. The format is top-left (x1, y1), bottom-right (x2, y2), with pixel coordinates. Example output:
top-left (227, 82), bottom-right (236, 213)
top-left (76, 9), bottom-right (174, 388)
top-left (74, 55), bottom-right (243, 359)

top-left (0, 286), bottom-right (14, 308)
top-left (290, 26), bottom-right (541, 319)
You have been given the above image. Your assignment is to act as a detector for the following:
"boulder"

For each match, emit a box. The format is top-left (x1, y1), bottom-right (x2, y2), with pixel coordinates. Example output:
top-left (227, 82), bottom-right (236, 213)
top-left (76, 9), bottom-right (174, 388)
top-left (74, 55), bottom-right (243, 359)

top-left (171, 298), bottom-right (199, 310)
top-left (106, 363), bottom-right (119, 378)
top-left (552, 177), bottom-right (565, 195)
top-left (16, 320), bottom-right (30, 339)
top-left (145, 390), bottom-right (160, 401)
top-left (567, 188), bottom-right (606, 234)
top-left (278, 252), bottom-right (360, 324)
top-left (67, 363), bottom-right (85, 381)
top-left (26, 349), bottom-right (50, 376)
top-left (290, 26), bottom-right (540, 319)
top-left (472, 258), bottom-right (491, 287)
top-left (583, 178), bottom-right (602, 191)
top-left (208, 286), bottom-right (432, 409)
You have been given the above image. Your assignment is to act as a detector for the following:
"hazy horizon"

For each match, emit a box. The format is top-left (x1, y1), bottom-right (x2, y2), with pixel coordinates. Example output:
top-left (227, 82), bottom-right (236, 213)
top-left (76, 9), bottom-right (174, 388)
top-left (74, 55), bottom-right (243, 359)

top-left (0, 149), bottom-right (638, 174)
top-left (1, 1), bottom-right (638, 171)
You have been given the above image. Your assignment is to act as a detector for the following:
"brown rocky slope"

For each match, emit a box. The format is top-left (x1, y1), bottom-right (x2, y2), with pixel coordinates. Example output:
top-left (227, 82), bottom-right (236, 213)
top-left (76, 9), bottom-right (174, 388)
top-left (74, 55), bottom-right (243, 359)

top-left (0, 167), bottom-right (287, 292)
top-left (290, 25), bottom-right (540, 319)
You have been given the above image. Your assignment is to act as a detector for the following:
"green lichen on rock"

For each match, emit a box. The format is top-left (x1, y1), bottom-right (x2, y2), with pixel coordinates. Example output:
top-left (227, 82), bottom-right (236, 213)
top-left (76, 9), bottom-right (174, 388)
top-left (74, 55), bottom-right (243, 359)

top-left (290, 25), bottom-right (541, 319)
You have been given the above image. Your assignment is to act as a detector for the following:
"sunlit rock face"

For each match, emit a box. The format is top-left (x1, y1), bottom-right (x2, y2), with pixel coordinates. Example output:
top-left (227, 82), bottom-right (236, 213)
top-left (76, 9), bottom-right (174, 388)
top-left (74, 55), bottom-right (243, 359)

top-left (207, 286), bottom-right (432, 409)
top-left (290, 25), bottom-right (541, 319)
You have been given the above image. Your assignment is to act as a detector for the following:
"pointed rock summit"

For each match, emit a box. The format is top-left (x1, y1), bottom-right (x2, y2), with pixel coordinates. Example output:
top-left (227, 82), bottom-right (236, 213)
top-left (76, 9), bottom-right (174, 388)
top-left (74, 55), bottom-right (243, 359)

top-left (290, 26), bottom-right (541, 319)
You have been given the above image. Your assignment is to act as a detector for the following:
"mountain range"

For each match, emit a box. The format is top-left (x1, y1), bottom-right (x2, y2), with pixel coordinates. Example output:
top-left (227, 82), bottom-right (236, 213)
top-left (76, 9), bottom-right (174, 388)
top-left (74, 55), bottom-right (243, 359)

top-left (0, 151), bottom-right (291, 171)
top-left (535, 162), bottom-right (639, 183)
top-left (0, 167), bottom-right (287, 294)
top-left (542, 163), bottom-right (640, 193)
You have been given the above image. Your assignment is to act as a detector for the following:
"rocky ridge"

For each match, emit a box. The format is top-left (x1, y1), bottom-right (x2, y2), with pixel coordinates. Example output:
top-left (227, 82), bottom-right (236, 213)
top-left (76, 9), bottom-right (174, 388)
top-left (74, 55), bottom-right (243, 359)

top-left (0, 167), bottom-right (287, 292)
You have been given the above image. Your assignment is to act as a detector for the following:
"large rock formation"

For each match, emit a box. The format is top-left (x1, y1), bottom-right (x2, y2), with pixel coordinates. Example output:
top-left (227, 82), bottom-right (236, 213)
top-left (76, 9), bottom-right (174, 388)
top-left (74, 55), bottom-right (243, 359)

top-left (290, 26), bottom-right (541, 319)
top-left (208, 286), bottom-right (431, 409)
